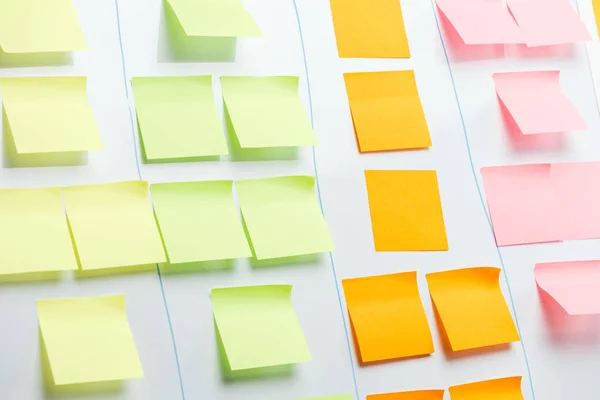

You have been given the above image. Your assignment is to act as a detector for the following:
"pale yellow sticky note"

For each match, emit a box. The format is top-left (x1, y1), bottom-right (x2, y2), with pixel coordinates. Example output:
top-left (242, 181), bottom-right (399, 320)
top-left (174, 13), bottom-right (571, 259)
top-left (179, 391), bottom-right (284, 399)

top-left (62, 181), bottom-right (167, 270)
top-left (0, 187), bottom-right (77, 276)
top-left (38, 295), bottom-right (143, 385)
top-left (449, 377), bottom-right (523, 400)
top-left (0, 77), bottom-right (102, 154)
top-left (0, 0), bottom-right (86, 54)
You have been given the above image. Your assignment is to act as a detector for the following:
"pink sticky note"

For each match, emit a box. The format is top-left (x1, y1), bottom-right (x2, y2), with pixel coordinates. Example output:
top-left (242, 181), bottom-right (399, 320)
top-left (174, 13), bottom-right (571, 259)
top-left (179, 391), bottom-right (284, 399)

top-left (436, 0), bottom-right (522, 45)
top-left (493, 71), bottom-right (586, 135)
top-left (507, 0), bottom-right (591, 47)
top-left (535, 261), bottom-right (600, 315)
top-left (481, 164), bottom-right (564, 246)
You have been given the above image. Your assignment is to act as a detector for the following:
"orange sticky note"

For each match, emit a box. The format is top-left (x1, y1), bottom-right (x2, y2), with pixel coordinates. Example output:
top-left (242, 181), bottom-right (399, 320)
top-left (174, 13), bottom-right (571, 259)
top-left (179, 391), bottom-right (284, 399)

top-left (330, 0), bottom-right (410, 58)
top-left (368, 390), bottom-right (445, 400)
top-left (344, 71), bottom-right (431, 153)
top-left (426, 267), bottom-right (520, 351)
top-left (449, 377), bottom-right (523, 400)
top-left (342, 272), bottom-right (434, 363)
top-left (594, 0), bottom-right (600, 37)
top-left (365, 170), bottom-right (448, 251)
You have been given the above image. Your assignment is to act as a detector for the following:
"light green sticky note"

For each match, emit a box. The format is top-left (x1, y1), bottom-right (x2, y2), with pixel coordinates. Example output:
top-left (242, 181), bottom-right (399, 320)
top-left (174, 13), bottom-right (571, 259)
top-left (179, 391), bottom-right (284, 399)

top-left (165, 0), bottom-right (261, 38)
top-left (235, 176), bottom-right (334, 260)
top-left (221, 76), bottom-right (317, 148)
top-left (298, 396), bottom-right (354, 400)
top-left (151, 181), bottom-right (251, 264)
top-left (0, 0), bottom-right (86, 54)
top-left (131, 76), bottom-right (227, 163)
top-left (211, 285), bottom-right (311, 371)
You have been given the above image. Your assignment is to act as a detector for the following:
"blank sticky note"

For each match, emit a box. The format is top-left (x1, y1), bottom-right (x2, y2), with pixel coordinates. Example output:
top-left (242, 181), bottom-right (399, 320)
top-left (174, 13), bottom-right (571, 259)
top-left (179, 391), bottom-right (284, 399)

top-left (365, 170), bottom-right (448, 251)
top-left (493, 71), bottom-right (586, 135)
top-left (235, 176), bottom-right (333, 260)
top-left (344, 71), bottom-right (431, 153)
top-left (535, 261), bottom-right (600, 315)
top-left (151, 181), bottom-right (251, 264)
top-left (211, 285), bottom-right (311, 371)
top-left (131, 76), bottom-right (227, 162)
top-left (342, 272), bottom-right (434, 363)
top-left (0, 0), bottom-right (86, 54)
top-left (0, 187), bottom-right (77, 276)
top-left (426, 267), bottom-right (520, 352)
top-left (368, 390), bottom-right (445, 400)
top-left (507, 0), bottom-right (591, 47)
top-left (37, 295), bottom-right (143, 385)
top-left (594, 0), bottom-right (600, 38)
top-left (299, 396), bottom-right (353, 400)
top-left (0, 77), bottom-right (102, 154)
top-left (436, 0), bottom-right (521, 45)
top-left (63, 181), bottom-right (166, 270)
top-left (330, 0), bottom-right (410, 58)
top-left (449, 377), bottom-right (523, 400)
top-left (221, 76), bottom-right (317, 149)
top-left (164, 0), bottom-right (261, 37)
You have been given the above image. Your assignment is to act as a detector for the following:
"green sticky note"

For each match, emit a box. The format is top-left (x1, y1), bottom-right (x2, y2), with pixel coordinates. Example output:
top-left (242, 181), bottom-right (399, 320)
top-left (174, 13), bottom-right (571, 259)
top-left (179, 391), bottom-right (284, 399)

top-left (165, 0), bottom-right (261, 38)
top-left (0, 0), bottom-right (86, 54)
top-left (221, 76), bottom-right (317, 148)
top-left (151, 181), bottom-right (251, 264)
top-left (299, 396), bottom-right (354, 400)
top-left (131, 76), bottom-right (227, 163)
top-left (211, 285), bottom-right (311, 371)
top-left (235, 176), bottom-right (334, 260)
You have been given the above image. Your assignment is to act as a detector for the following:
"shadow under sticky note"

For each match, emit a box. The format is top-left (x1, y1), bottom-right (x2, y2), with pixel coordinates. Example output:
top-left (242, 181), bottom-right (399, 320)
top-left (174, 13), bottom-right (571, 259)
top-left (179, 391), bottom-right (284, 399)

top-left (211, 285), bottom-right (311, 378)
top-left (368, 390), bottom-right (445, 400)
top-left (449, 376), bottom-right (524, 400)
top-left (342, 272), bottom-right (434, 363)
top-left (364, 170), bottom-right (448, 251)
top-left (426, 267), bottom-right (520, 352)
top-left (343, 70), bottom-right (431, 153)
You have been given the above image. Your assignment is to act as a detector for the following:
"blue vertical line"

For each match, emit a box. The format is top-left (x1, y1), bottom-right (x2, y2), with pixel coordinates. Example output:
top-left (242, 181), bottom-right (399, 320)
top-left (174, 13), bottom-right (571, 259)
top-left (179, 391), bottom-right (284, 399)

top-left (113, 1), bottom-right (186, 399)
top-left (291, 1), bottom-right (361, 399)
top-left (427, 1), bottom-right (537, 398)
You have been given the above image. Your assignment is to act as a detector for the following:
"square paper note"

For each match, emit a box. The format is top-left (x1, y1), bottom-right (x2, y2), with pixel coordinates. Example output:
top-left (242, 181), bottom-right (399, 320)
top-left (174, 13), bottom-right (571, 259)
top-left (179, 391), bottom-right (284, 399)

top-left (449, 377), bottom-right (524, 400)
top-left (368, 391), bottom-right (445, 400)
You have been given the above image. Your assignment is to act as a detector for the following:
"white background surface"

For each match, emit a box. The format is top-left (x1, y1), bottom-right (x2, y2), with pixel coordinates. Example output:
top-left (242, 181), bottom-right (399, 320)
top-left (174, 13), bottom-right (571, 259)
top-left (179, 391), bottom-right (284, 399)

top-left (0, 0), bottom-right (598, 399)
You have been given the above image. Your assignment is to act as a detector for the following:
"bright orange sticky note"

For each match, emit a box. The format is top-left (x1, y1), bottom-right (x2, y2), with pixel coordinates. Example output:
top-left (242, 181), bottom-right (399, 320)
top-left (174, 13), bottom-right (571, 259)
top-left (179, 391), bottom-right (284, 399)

top-left (449, 377), bottom-right (523, 400)
top-left (368, 390), bottom-right (445, 400)
top-left (342, 272), bottom-right (434, 363)
top-left (330, 0), bottom-right (410, 58)
top-left (426, 267), bottom-right (520, 351)
top-left (594, 0), bottom-right (600, 38)
top-left (344, 71), bottom-right (431, 153)
top-left (365, 170), bottom-right (448, 251)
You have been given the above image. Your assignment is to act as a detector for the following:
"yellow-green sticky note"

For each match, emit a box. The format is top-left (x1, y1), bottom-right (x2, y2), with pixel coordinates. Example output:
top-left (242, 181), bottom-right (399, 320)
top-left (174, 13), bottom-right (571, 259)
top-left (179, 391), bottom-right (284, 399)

top-left (211, 285), bottom-right (311, 371)
top-left (221, 76), bottom-right (317, 148)
top-left (38, 295), bottom-right (143, 385)
top-left (0, 77), bottom-right (103, 154)
top-left (131, 76), bottom-right (228, 163)
top-left (151, 181), bottom-right (251, 263)
top-left (0, 187), bottom-right (77, 276)
top-left (164, 0), bottom-right (261, 37)
top-left (63, 181), bottom-right (167, 271)
top-left (299, 396), bottom-right (354, 400)
top-left (0, 0), bottom-right (86, 54)
top-left (235, 176), bottom-right (333, 260)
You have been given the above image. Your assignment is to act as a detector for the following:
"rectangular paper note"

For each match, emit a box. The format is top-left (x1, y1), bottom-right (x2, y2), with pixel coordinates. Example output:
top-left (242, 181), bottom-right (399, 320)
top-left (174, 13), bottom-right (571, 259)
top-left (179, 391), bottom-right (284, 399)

top-left (344, 71), bottom-right (431, 152)
top-left (436, 0), bottom-right (521, 45)
top-left (63, 181), bottom-right (166, 270)
top-left (493, 71), bottom-right (586, 135)
top-left (132, 76), bottom-right (228, 162)
top-left (0, 0), bottom-right (86, 53)
top-left (426, 267), bottom-right (519, 351)
top-left (151, 181), bottom-right (251, 264)
top-left (211, 285), bottom-right (311, 371)
top-left (365, 170), bottom-right (448, 251)
top-left (164, 0), bottom-right (261, 37)
top-left (507, 0), bottom-right (591, 47)
top-left (221, 76), bottom-right (317, 148)
top-left (0, 187), bottom-right (77, 275)
top-left (449, 377), bottom-right (523, 400)
top-left (235, 176), bottom-right (333, 260)
top-left (37, 295), bottom-right (143, 385)
top-left (0, 77), bottom-right (103, 154)
top-left (368, 390), bottom-right (445, 400)
top-left (330, 0), bottom-right (410, 58)
top-left (342, 272), bottom-right (434, 363)
top-left (535, 261), bottom-right (600, 315)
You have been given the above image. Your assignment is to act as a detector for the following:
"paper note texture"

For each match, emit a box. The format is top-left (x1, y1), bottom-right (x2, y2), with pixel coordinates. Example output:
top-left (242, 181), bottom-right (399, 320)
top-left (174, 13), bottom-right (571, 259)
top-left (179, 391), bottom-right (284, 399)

top-left (368, 390), bottom-right (445, 400)
top-left (449, 377), bottom-right (523, 400)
